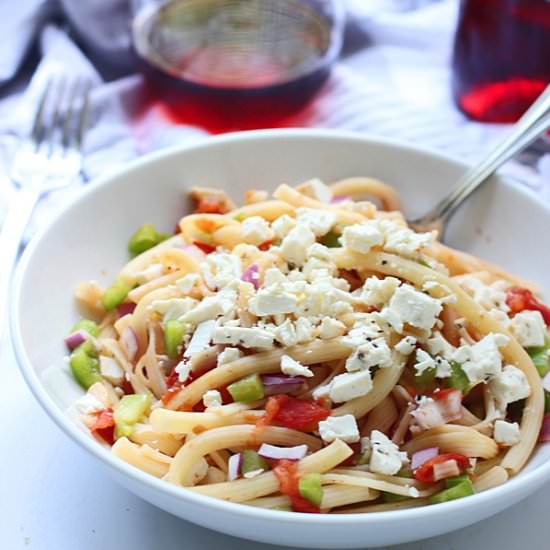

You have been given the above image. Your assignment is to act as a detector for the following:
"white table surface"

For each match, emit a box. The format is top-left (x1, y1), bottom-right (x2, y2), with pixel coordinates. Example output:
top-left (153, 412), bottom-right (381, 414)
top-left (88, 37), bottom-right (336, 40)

top-left (2, 329), bottom-right (550, 550)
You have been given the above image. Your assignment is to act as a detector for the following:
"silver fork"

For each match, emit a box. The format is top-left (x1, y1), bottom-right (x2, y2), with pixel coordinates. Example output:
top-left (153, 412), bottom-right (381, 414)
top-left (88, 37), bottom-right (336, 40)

top-left (0, 77), bottom-right (91, 339)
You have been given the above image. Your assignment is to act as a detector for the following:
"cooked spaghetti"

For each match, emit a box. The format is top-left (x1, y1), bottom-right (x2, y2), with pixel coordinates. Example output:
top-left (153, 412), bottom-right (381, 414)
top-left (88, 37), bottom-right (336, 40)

top-left (65, 177), bottom-right (550, 513)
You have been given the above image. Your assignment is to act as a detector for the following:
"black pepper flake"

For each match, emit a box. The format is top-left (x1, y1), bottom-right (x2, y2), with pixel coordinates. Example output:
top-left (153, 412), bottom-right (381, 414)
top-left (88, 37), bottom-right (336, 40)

top-left (381, 260), bottom-right (388, 266)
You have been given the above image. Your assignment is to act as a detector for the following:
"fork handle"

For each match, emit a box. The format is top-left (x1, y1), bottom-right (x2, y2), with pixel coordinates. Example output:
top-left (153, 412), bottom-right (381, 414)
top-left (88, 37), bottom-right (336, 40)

top-left (0, 188), bottom-right (40, 341)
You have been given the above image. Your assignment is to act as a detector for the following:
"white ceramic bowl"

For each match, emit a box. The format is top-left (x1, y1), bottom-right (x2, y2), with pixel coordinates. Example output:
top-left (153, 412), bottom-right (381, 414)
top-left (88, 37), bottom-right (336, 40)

top-left (11, 129), bottom-right (550, 548)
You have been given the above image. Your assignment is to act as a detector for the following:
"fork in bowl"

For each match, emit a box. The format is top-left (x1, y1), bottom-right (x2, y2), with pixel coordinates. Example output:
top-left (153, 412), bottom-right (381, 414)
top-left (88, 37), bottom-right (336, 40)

top-left (0, 76), bottom-right (91, 338)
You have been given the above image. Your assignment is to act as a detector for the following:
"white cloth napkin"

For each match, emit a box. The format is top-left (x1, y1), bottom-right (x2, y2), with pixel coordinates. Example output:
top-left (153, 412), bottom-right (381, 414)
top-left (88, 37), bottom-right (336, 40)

top-left (0, 0), bottom-right (548, 234)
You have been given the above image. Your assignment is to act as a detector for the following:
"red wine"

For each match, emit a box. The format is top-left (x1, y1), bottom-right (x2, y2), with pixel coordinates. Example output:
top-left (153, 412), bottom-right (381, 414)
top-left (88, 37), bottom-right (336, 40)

top-left (452, 0), bottom-right (550, 123)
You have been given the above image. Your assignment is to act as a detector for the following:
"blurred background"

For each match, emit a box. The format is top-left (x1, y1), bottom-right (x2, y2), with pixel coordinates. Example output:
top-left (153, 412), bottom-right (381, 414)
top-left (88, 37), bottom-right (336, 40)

top-left (0, 0), bottom-right (549, 236)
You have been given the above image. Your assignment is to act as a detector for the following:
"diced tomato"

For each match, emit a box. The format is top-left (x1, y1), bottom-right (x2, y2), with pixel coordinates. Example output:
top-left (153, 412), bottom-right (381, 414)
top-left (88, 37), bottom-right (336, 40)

top-left (258, 239), bottom-right (273, 251)
top-left (195, 197), bottom-right (228, 215)
top-left (91, 408), bottom-right (115, 445)
top-left (506, 287), bottom-right (550, 325)
top-left (273, 459), bottom-right (321, 513)
top-left (259, 395), bottom-right (331, 432)
top-left (413, 453), bottom-right (470, 483)
top-left (193, 401), bottom-right (206, 412)
top-left (192, 240), bottom-right (216, 254)
top-left (219, 385), bottom-right (233, 405)
top-left (173, 223), bottom-right (182, 235)
top-left (431, 388), bottom-right (459, 401)
top-left (165, 368), bottom-right (180, 389)
top-left (161, 381), bottom-right (183, 405)
top-left (120, 377), bottom-right (135, 396)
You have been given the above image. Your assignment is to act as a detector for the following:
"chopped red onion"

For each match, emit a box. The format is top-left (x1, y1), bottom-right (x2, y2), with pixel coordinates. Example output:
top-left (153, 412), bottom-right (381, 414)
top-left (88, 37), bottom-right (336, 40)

top-left (117, 302), bottom-right (136, 317)
top-left (181, 244), bottom-right (207, 262)
top-left (543, 372), bottom-right (550, 393)
top-left (64, 330), bottom-right (88, 351)
top-left (228, 453), bottom-right (242, 481)
top-left (411, 447), bottom-right (439, 470)
top-left (540, 413), bottom-right (550, 442)
top-left (121, 327), bottom-right (138, 361)
top-left (184, 320), bottom-right (216, 358)
top-left (330, 195), bottom-right (351, 204)
top-left (241, 264), bottom-right (260, 289)
top-left (258, 443), bottom-right (308, 461)
top-left (261, 374), bottom-right (306, 396)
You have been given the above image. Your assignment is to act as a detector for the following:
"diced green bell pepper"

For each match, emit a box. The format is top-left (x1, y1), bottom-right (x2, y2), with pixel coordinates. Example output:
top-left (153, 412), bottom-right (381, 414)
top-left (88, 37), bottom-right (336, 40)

top-left (272, 504), bottom-right (293, 511)
top-left (545, 392), bottom-right (550, 414)
top-left (298, 473), bottom-right (323, 507)
top-left (446, 361), bottom-right (470, 393)
top-left (102, 279), bottom-right (131, 311)
top-left (429, 478), bottom-right (474, 504)
top-left (114, 393), bottom-right (151, 438)
top-left (70, 319), bottom-right (100, 337)
top-left (128, 223), bottom-right (165, 256)
top-left (445, 474), bottom-right (471, 488)
top-left (414, 366), bottom-right (436, 391)
top-left (228, 373), bottom-right (264, 403)
top-left (70, 346), bottom-right (102, 389)
top-left (382, 492), bottom-right (408, 503)
top-left (319, 231), bottom-right (341, 248)
top-left (164, 320), bottom-right (185, 359)
top-left (527, 345), bottom-right (550, 377)
top-left (241, 449), bottom-right (269, 474)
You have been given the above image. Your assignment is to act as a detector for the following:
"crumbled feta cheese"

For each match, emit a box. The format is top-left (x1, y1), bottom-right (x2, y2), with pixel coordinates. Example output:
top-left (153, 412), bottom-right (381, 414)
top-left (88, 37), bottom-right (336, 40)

top-left (454, 333), bottom-right (509, 384)
top-left (271, 215), bottom-right (296, 240)
top-left (319, 318), bottom-right (347, 339)
top-left (263, 267), bottom-right (286, 287)
top-left (395, 336), bottom-right (417, 355)
top-left (414, 349), bottom-right (436, 376)
top-left (509, 310), bottom-right (547, 348)
top-left (280, 355), bottom-right (314, 378)
top-left (75, 393), bottom-right (105, 415)
top-left (434, 356), bottom-right (452, 378)
top-left (243, 468), bottom-right (265, 479)
top-left (345, 337), bottom-right (392, 371)
top-left (369, 430), bottom-right (408, 475)
top-left (248, 287), bottom-right (298, 316)
top-left (427, 332), bottom-right (456, 359)
top-left (280, 224), bottom-right (316, 266)
top-left (457, 275), bottom-right (509, 312)
top-left (212, 326), bottom-right (274, 349)
top-left (241, 216), bottom-right (273, 246)
top-left (360, 276), bottom-right (400, 307)
top-left (217, 347), bottom-right (243, 365)
top-left (489, 365), bottom-right (531, 410)
top-left (384, 226), bottom-right (435, 259)
top-left (296, 208), bottom-right (336, 237)
top-left (135, 263), bottom-right (163, 284)
top-left (378, 307), bottom-right (404, 333)
top-left (176, 273), bottom-right (200, 294)
top-left (318, 414), bottom-right (360, 443)
top-left (385, 284), bottom-right (443, 332)
top-left (180, 295), bottom-right (230, 325)
top-left (343, 316), bottom-right (387, 347)
top-left (175, 359), bottom-right (192, 383)
top-left (274, 319), bottom-right (298, 347)
top-left (302, 257), bottom-right (336, 281)
top-left (493, 420), bottom-right (521, 446)
top-left (202, 253), bottom-right (241, 290)
top-left (98, 355), bottom-right (125, 385)
top-left (308, 242), bottom-right (332, 261)
top-left (312, 383), bottom-right (331, 402)
top-left (341, 222), bottom-right (384, 254)
top-left (329, 370), bottom-right (373, 402)
top-left (295, 317), bottom-right (315, 344)
top-left (300, 178), bottom-right (333, 203)
top-left (203, 389), bottom-right (223, 408)
top-left (151, 297), bottom-right (198, 321)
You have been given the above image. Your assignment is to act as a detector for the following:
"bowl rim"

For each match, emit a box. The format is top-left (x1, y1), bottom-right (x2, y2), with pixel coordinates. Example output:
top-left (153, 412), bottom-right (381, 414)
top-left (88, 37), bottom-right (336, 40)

top-left (11, 128), bottom-right (550, 527)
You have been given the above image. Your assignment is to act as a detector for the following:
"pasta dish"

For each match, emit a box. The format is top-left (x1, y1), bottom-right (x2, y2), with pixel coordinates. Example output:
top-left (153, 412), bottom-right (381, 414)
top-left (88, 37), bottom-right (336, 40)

top-left (65, 177), bottom-right (550, 513)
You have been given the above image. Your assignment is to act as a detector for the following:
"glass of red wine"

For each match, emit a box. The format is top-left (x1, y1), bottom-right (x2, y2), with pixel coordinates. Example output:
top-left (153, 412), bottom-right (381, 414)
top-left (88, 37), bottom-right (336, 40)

top-left (132, 0), bottom-right (345, 132)
top-left (452, 0), bottom-right (550, 123)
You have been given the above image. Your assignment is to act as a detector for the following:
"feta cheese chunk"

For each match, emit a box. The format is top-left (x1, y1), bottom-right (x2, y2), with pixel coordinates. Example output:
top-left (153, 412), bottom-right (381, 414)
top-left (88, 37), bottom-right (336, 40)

top-left (180, 294), bottom-right (231, 325)
top-left (99, 355), bottom-right (125, 385)
top-left (454, 333), bottom-right (509, 384)
top-left (342, 222), bottom-right (384, 254)
top-left (383, 226), bottom-right (435, 259)
top-left (427, 332), bottom-right (456, 359)
top-left (241, 216), bottom-right (273, 246)
top-left (75, 392), bottom-right (105, 415)
top-left (175, 359), bottom-right (192, 383)
top-left (384, 284), bottom-right (442, 332)
top-left (318, 414), bottom-right (360, 443)
top-left (345, 337), bottom-right (393, 371)
top-left (280, 224), bottom-right (316, 266)
top-left (203, 389), bottom-right (223, 408)
top-left (295, 317), bottom-right (315, 344)
top-left (308, 242), bottom-right (332, 261)
top-left (395, 336), bottom-right (417, 355)
top-left (280, 355), bottom-right (313, 378)
top-left (509, 310), bottom-right (547, 348)
top-left (248, 287), bottom-right (298, 316)
top-left (414, 349), bottom-right (436, 376)
top-left (489, 365), bottom-right (531, 410)
top-left (217, 347), bottom-right (243, 365)
top-left (274, 319), bottom-right (299, 347)
top-left (299, 178), bottom-right (333, 203)
top-left (202, 253), bottom-right (241, 290)
top-left (176, 273), bottom-right (201, 294)
top-left (312, 383), bottom-right (331, 402)
top-left (457, 275), bottom-right (509, 312)
top-left (271, 215), bottom-right (296, 240)
top-left (296, 208), bottom-right (336, 237)
top-left (360, 276), bottom-right (400, 307)
top-left (329, 370), bottom-right (373, 403)
top-left (263, 267), bottom-right (286, 287)
top-left (369, 430), bottom-right (408, 475)
top-left (319, 318), bottom-right (347, 339)
top-left (151, 297), bottom-right (198, 322)
top-left (212, 326), bottom-right (274, 349)
top-left (493, 420), bottom-right (521, 446)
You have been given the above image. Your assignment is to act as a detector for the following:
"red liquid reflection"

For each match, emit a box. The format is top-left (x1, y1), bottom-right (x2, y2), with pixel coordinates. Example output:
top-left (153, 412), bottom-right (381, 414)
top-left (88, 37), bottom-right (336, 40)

top-left (452, 0), bottom-right (550, 123)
